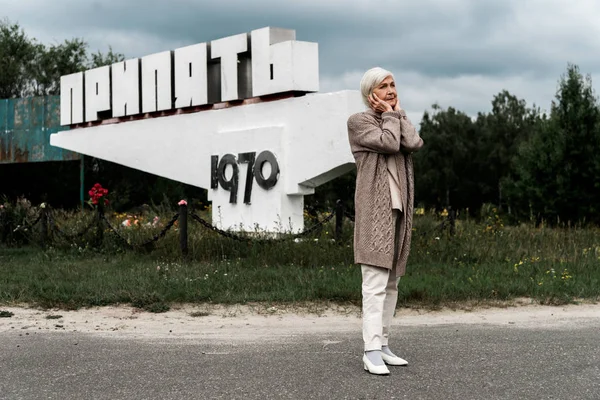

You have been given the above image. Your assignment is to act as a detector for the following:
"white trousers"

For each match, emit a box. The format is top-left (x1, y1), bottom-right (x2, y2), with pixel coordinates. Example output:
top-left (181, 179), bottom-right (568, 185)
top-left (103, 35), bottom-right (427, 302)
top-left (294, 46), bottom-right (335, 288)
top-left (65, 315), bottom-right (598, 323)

top-left (362, 263), bottom-right (401, 351)
top-left (361, 209), bottom-right (403, 352)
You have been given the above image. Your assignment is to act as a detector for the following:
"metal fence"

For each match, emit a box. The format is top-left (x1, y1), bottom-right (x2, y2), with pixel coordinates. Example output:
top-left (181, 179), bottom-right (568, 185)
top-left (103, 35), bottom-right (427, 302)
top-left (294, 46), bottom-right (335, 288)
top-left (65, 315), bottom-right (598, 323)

top-left (0, 96), bottom-right (80, 164)
top-left (3, 200), bottom-right (457, 256)
top-left (5, 202), bottom-right (341, 255)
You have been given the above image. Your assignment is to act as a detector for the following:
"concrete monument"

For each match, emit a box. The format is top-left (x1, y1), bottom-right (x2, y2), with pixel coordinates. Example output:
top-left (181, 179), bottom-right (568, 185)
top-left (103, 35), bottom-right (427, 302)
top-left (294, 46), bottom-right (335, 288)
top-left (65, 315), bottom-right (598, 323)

top-left (51, 27), bottom-right (363, 233)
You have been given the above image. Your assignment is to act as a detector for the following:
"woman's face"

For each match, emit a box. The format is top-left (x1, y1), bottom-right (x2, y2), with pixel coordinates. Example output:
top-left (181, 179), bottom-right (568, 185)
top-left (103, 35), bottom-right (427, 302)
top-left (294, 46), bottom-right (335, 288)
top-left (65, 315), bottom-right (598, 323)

top-left (372, 76), bottom-right (398, 108)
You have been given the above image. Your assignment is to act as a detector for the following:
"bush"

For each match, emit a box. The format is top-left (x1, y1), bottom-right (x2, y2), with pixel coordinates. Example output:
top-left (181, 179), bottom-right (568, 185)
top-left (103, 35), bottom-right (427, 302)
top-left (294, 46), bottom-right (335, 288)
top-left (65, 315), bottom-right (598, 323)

top-left (0, 196), bottom-right (42, 246)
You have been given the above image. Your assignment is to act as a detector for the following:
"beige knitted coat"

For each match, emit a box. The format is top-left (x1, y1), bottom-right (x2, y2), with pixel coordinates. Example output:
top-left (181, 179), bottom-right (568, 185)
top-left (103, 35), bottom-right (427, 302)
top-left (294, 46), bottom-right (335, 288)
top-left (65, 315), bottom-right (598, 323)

top-left (347, 109), bottom-right (424, 277)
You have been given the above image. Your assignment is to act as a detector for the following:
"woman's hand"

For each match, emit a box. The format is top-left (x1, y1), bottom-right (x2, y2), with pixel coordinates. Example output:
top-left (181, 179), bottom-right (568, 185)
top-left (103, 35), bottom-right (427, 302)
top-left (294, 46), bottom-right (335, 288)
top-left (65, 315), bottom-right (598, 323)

top-left (368, 93), bottom-right (393, 113)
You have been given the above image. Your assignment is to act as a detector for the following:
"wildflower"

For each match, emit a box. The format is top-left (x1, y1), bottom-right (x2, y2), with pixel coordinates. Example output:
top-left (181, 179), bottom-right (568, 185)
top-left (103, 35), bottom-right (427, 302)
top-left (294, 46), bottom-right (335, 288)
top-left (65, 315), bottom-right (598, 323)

top-left (178, 199), bottom-right (188, 206)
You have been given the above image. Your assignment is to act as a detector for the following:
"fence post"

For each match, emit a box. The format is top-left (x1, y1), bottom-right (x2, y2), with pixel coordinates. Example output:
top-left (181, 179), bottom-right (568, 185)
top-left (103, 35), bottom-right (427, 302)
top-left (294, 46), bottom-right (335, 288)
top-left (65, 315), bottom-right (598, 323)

top-left (335, 200), bottom-right (344, 242)
top-left (0, 208), bottom-right (4, 244)
top-left (179, 201), bottom-right (188, 258)
top-left (40, 204), bottom-right (48, 248)
top-left (449, 206), bottom-right (456, 236)
top-left (95, 203), bottom-right (104, 247)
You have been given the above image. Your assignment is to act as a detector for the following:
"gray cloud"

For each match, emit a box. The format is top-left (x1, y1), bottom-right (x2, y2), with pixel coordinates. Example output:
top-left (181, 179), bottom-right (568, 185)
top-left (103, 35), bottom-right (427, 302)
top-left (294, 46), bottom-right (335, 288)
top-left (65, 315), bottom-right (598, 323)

top-left (4, 0), bottom-right (600, 122)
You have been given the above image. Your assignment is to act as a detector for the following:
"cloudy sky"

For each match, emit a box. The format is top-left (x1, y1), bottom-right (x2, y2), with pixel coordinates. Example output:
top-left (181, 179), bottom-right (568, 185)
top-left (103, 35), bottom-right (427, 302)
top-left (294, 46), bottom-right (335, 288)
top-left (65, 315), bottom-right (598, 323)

top-left (4, 0), bottom-right (600, 123)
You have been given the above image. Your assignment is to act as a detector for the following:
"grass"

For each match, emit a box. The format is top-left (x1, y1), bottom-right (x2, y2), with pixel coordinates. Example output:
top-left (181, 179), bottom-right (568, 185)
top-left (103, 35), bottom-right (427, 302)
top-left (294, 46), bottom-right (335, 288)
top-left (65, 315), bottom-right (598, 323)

top-left (1, 208), bottom-right (599, 311)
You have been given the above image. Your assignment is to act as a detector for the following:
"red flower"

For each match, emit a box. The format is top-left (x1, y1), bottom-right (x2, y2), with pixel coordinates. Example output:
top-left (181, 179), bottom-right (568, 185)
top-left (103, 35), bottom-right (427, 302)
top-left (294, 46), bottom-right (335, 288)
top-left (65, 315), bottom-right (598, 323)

top-left (88, 183), bottom-right (109, 206)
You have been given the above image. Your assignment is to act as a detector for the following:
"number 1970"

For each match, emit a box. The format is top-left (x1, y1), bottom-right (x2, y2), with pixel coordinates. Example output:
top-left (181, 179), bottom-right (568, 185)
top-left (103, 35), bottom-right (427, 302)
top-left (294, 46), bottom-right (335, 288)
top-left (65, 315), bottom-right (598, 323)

top-left (210, 151), bottom-right (280, 204)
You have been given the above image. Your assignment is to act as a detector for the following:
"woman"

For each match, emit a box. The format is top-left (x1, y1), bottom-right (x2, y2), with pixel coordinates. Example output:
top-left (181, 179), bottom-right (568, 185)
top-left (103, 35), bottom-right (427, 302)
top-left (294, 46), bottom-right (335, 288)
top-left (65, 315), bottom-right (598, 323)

top-left (347, 67), bottom-right (424, 375)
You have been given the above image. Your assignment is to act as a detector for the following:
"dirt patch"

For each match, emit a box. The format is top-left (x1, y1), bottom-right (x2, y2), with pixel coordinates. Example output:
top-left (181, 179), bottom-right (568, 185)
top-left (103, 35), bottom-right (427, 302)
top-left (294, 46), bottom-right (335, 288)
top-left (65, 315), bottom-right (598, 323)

top-left (1, 300), bottom-right (598, 343)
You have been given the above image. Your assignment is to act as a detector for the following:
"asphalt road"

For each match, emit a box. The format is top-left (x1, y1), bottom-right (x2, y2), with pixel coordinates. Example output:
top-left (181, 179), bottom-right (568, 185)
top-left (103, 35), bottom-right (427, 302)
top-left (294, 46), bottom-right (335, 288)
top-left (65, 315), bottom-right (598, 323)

top-left (1, 312), bottom-right (599, 400)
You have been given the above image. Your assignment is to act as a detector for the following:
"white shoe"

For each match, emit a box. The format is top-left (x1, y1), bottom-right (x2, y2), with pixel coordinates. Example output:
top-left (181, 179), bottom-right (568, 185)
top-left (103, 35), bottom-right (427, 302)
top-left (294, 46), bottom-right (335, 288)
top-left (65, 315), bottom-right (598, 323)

top-left (362, 354), bottom-right (390, 375)
top-left (381, 352), bottom-right (408, 366)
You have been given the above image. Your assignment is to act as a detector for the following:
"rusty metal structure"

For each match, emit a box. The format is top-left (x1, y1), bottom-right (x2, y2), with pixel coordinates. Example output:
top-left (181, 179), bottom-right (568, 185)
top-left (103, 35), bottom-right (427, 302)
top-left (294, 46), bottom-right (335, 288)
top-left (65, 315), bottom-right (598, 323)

top-left (0, 96), bottom-right (84, 206)
top-left (0, 96), bottom-right (79, 164)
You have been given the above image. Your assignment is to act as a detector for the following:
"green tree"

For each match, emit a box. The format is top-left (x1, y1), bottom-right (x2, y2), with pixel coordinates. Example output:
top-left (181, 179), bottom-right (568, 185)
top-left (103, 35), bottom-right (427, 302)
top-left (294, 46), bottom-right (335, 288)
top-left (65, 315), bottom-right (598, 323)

top-left (414, 104), bottom-right (479, 211)
top-left (0, 19), bottom-right (36, 98)
top-left (509, 64), bottom-right (600, 224)
top-left (0, 18), bottom-right (125, 98)
top-left (505, 114), bottom-right (556, 223)
top-left (475, 91), bottom-right (540, 212)
top-left (90, 46), bottom-right (125, 68)
top-left (30, 38), bottom-right (88, 96)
